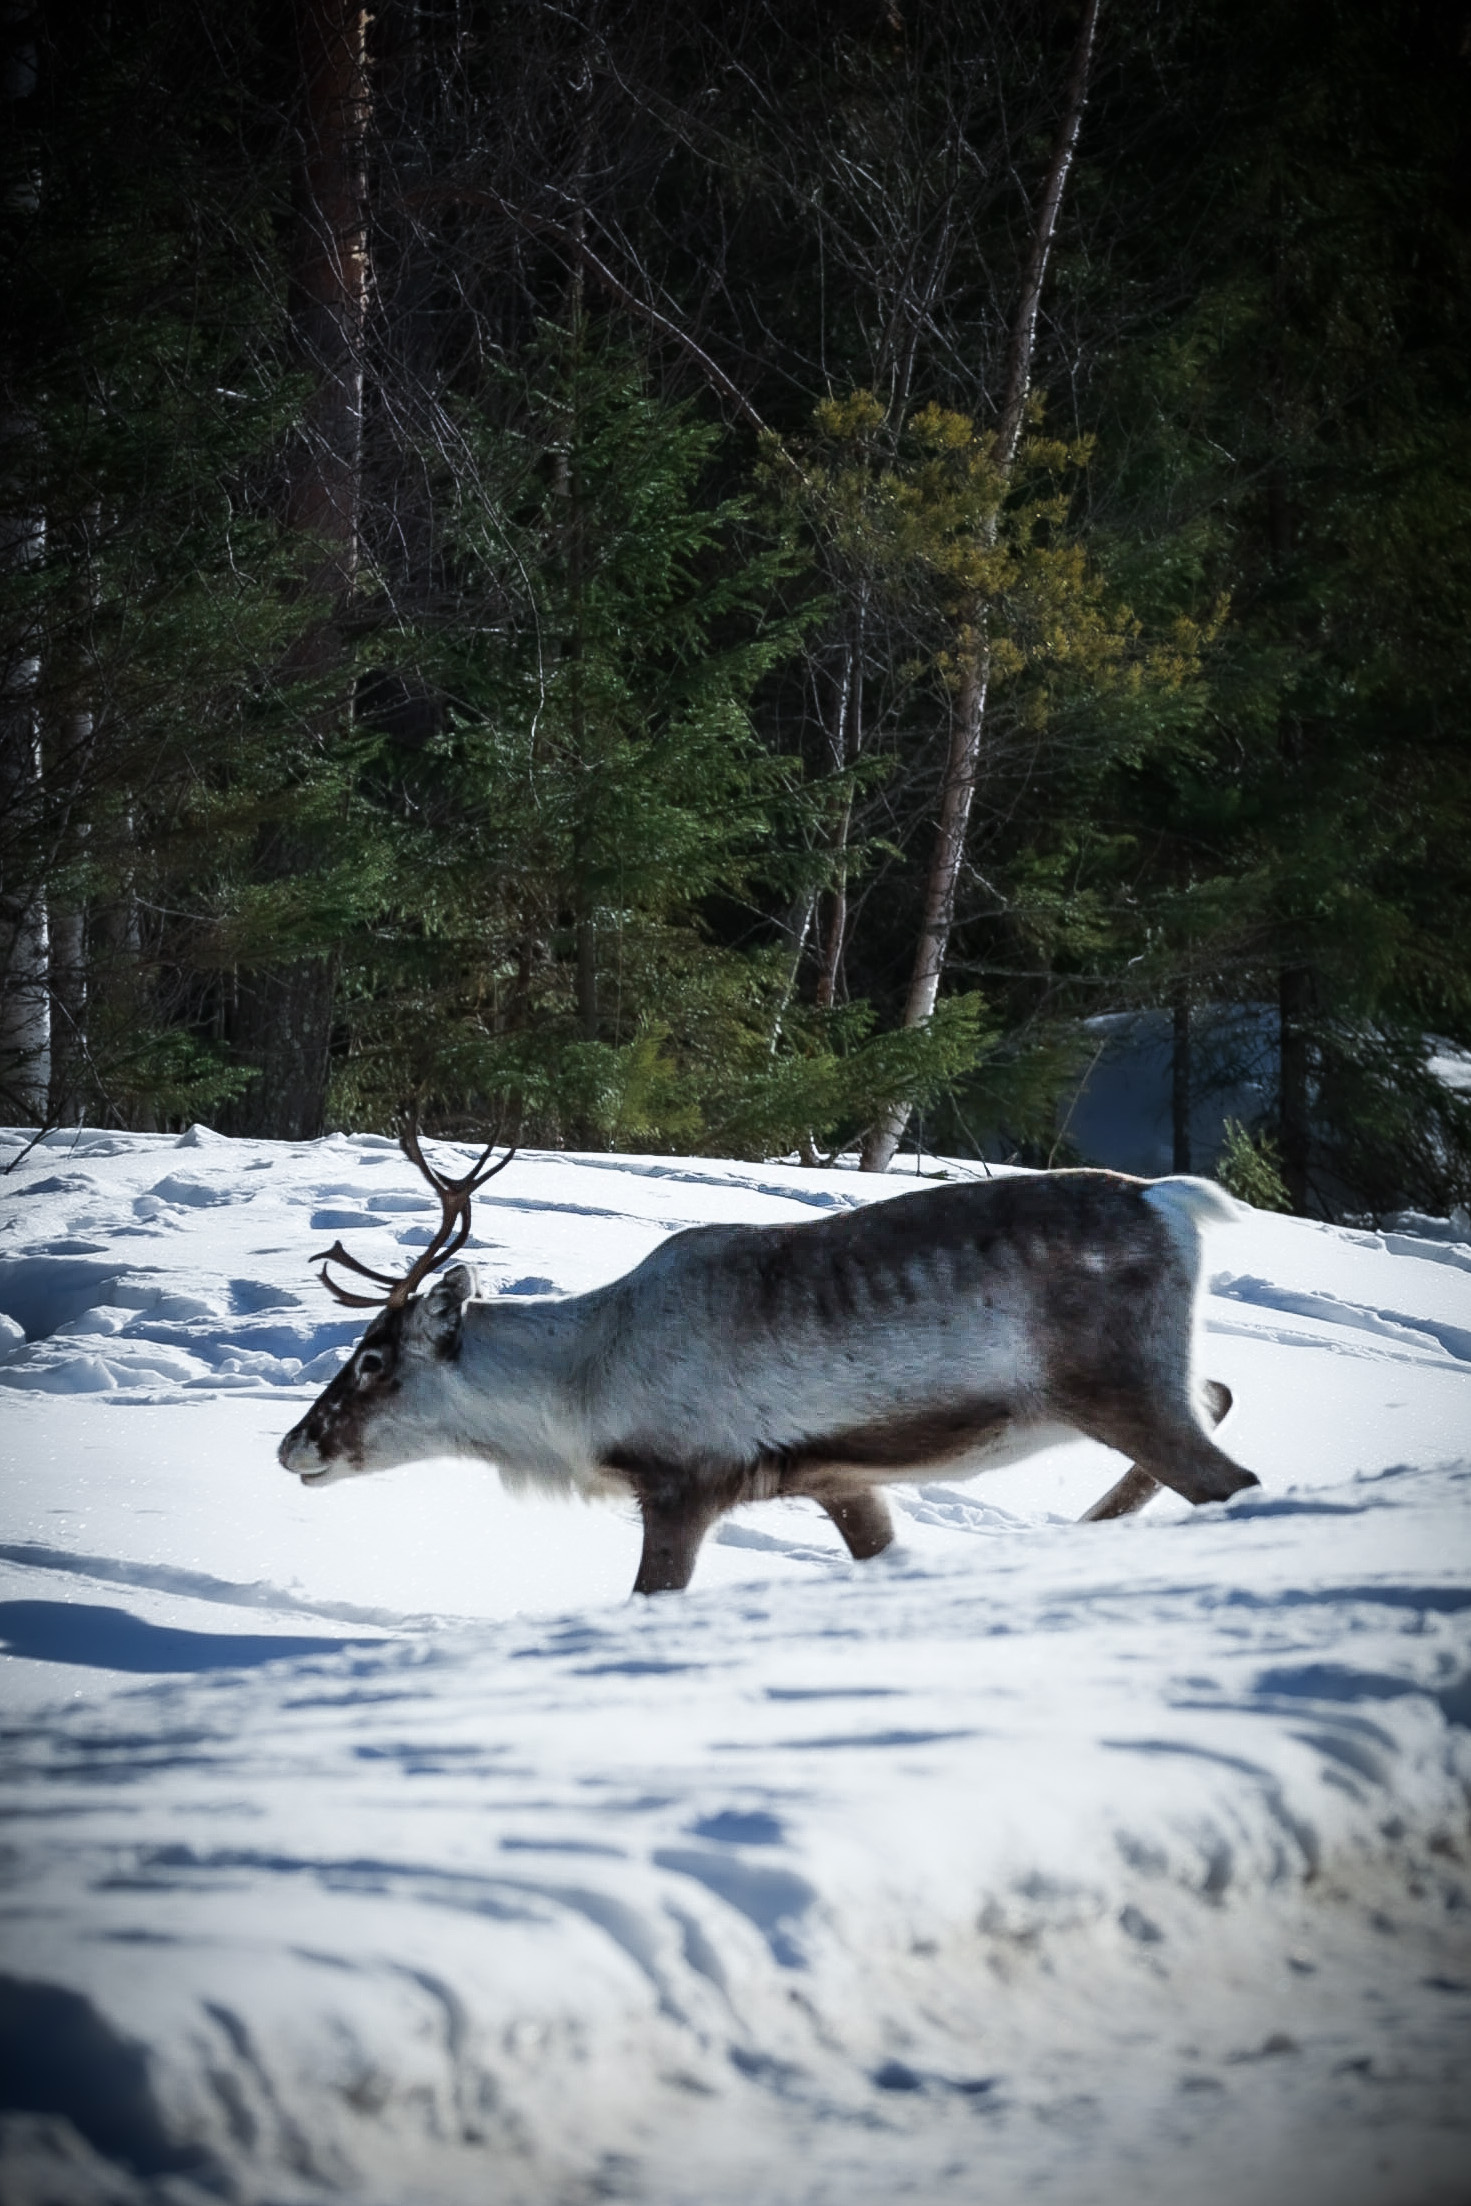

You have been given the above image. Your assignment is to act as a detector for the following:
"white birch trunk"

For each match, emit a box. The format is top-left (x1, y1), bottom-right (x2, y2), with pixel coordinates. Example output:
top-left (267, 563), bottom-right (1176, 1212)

top-left (0, 494), bottom-right (50, 1122)
top-left (861, 0), bottom-right (1101, 1173)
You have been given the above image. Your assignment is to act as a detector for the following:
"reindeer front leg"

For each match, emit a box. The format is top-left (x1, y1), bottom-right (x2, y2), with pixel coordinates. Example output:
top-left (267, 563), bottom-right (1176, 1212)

top-left (631, 1484), bottom-right (724, 1596)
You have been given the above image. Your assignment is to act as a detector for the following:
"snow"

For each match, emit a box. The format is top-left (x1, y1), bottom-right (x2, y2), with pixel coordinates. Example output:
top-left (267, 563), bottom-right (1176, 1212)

top-left (1, 1127), bottom-right (1469, 2206)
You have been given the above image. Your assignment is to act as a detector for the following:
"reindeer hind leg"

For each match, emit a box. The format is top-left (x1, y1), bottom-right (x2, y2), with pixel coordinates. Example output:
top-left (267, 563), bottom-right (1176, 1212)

top-left (1201, 1378), bottom-right (1233, 1425)
top-left (1153, 1422), bottom-right (1257, 1506)
top-left (1077, 1393), bottom-right (1257, 1509)
top-left (815, 1484), bottom-right (895, 1561)
top-left (1080, 1463), bottom-right (1160, 1522)
top-left (1079, 1377), bottom-right (1236, 1522)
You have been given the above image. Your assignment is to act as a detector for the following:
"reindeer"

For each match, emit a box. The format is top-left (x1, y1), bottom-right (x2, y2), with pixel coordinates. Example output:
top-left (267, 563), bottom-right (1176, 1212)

top-left (282, 1138), bottom-right (1261, 1588)
top-left (279, 1133), bottom-right (1258, 1593)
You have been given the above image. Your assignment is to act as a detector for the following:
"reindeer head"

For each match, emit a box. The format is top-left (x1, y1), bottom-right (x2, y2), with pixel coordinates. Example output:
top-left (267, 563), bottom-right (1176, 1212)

top-left (278, 1126), bottom-right (513, 1485)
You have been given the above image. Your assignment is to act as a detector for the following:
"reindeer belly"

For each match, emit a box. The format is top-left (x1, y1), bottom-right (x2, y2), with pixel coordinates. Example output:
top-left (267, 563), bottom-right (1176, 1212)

top-left (621, 1281), bottom-right (1048, 1482)
top-left (779, 1405), bottom-right (1078, 1486)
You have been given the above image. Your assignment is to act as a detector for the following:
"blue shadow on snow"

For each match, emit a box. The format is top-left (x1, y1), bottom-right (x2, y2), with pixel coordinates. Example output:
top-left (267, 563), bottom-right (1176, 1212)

top-left (0, 1599), bottom-right (377, 1672)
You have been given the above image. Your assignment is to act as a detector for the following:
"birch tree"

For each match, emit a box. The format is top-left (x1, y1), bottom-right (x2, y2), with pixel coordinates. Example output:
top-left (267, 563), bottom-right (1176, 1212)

top-left (862, 0), bottom-right (1100, 1169)
top-left (0, 0), bottom-right (49, 1120)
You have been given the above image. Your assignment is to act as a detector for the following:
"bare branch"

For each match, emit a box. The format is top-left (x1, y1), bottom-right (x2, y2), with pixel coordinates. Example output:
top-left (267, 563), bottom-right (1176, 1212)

top-left (410, 178), bottom-right (788, 452)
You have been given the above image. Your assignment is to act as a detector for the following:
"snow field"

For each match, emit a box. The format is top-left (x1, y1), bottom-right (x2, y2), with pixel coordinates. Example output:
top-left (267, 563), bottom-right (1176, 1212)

top-left (0, 1126), bottom-right (1469, 2205)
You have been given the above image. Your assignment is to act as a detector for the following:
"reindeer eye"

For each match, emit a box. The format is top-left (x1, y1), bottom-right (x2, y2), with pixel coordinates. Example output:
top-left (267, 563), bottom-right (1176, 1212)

top-left (358, 1349), bottom-right (387, 1379)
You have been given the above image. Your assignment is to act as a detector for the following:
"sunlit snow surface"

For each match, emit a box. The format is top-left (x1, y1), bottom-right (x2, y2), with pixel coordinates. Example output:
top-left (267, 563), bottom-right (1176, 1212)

top-left (1, 1126), bottom-right (1469, 2206)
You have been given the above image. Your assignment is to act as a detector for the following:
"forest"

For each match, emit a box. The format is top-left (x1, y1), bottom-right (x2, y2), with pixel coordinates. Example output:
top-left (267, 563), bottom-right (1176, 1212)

top-left (2, 0), bottom-right (1469, 1218)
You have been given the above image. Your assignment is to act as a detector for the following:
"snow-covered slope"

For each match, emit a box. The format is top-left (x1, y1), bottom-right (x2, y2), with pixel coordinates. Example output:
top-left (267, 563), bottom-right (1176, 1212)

top-left (1, 1128), bottom-right (1468, 2206)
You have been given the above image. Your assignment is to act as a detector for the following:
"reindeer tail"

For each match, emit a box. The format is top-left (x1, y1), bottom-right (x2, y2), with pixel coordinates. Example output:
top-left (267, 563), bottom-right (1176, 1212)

top-left (1141, 1174), bottom-right (1244, 1235)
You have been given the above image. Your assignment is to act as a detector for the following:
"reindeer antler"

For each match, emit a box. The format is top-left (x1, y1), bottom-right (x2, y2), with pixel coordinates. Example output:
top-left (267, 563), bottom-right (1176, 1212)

top-left (312, 1121), bottom-right (517, 1309)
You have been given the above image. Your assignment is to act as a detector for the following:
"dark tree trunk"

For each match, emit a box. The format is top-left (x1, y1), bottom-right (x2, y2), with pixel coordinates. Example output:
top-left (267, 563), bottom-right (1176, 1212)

top-left (46, 880), bottom-right (86, 1124)
top-left (1279, 962), bottom-right (1313, 1214)
top-left (1171, 982), bottom-right (1191, 1174)
top-left (575, 912), bottom-right (598, 1039)
top-left (227, 952), bottom-right (344, 1144)
top-left (284, 0), bottom-right (368, 605)
top-left (223, 0), bottom-right (367, 1140)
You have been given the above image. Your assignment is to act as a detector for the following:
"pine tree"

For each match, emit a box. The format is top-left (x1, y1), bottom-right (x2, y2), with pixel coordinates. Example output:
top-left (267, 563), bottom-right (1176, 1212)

top-left (332, 332), bottom-right (790, 1144)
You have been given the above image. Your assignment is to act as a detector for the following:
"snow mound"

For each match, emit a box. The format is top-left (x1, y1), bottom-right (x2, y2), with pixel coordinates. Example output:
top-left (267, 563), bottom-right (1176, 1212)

top-left (0, 1459), bottom-right (1468, 2205)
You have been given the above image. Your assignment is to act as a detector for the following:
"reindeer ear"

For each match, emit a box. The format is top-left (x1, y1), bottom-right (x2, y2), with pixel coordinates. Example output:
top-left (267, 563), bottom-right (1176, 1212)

top-left (437, 1261), bottom-right (479, 1305)
top-left (410, 1263), bottom-right (477, 1356)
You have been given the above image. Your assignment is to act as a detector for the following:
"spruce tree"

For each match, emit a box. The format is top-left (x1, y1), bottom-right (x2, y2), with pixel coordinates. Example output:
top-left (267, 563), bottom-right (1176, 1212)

top-left (1079, 0), bottom-right (1471, 1215)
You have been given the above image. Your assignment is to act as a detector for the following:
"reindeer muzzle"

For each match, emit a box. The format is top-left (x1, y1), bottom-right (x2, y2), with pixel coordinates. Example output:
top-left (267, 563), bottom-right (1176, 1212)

top-left (278, 1419), bottom-right (327, 1479)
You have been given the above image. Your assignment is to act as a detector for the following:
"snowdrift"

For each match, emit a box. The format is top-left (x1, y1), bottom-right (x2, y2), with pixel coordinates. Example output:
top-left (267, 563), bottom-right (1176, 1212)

top-left (1, 1129), bottom-right (1468, 2206)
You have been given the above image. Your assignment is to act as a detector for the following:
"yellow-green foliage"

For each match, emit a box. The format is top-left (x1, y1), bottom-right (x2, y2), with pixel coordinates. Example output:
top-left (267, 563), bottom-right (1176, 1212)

top-left (783, 391), bottom-right (1206, 729)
